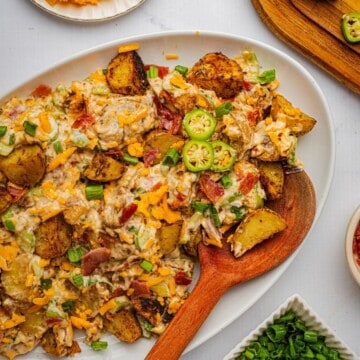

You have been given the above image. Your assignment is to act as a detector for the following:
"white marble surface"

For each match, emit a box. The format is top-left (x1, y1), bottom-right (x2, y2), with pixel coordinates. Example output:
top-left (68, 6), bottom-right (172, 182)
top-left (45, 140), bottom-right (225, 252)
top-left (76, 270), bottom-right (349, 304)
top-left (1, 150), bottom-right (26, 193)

top-left (1, 1), bottom-right (360, 359)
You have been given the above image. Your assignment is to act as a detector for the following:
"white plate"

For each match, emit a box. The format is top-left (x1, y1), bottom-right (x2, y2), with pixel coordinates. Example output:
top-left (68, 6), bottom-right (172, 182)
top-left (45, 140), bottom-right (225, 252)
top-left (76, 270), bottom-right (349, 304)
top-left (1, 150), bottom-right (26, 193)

top-left (224, 294), bottom-right (358, 360)
top-left (31, 0), bottom-right (146, 22)
top-left (0, 31), bottom-right (335, 359)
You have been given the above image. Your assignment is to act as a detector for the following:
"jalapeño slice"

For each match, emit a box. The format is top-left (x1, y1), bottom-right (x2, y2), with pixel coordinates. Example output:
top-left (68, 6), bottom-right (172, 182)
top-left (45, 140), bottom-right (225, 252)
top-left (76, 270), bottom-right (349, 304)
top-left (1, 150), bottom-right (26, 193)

top-left (211, 141), bottom-right (237, 172)
top-left (182, 140), bottom-right (214, 172)
top-left (183, 109), bottom-right (217, 141)
top-left (342, 12), bottom-right (360, 43)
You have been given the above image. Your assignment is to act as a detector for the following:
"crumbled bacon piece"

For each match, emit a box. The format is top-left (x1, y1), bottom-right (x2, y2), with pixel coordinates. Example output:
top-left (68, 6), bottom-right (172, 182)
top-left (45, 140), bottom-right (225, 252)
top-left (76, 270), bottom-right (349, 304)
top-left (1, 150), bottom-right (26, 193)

top-left (119, 203), bottom-right (138, 224)
top-left (81, 247), bottom-right (111, 276)
top-left (31, 84), bottom-right (52, 97)
top-left (72, 113), bottom-right (95, 129)
top-left (199, 175), bottom-right (224, 204)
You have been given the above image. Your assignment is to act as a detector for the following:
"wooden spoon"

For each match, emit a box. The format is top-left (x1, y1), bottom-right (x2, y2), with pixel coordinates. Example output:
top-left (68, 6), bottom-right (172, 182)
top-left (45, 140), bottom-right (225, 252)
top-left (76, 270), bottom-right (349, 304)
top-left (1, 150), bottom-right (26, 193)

top-left (146, 170), bottom-right (316, 360)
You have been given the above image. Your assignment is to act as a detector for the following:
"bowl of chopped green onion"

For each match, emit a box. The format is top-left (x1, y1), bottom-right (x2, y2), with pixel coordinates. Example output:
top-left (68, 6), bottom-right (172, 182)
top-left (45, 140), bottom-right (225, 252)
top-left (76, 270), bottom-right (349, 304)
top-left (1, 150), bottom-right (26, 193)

top-left (223, 294), bottom-right (357, 360)
top-left (345, 205), bottom-right (360, 288)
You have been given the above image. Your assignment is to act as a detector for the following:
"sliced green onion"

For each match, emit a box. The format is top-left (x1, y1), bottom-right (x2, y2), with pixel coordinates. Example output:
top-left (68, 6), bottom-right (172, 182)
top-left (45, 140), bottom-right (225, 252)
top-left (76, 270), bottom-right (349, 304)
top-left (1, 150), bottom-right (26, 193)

top-left (231, 206), bottom-right (247, 221)
top-left (140, 260), bottom-right (153, 273)
top-left (175, 65), bottom-right (188, 77)
top-left (208, 204), bottom-right (221, 228)
top-left (266, 324), bottom-right (287, 342)
top-left (162, 148), bottom-right (179, 167)
top-left (72, 273), bottom-right (84, 287)
top-left (40, 278), bottom-right (52, 290)
top-left (90, 341), bottom-right (108, 351)
top-left (220, 174), bottom-right (232, 189)
top-left (0, 126), bottom-right (7, 137)
top-left (4, 219), bottom-right (15, 232)
top-left (215, 101), bottom-right (234, 117)
top-left (8, 133), bottom-right (15, 145)
top-left (23, 120), bottom-right (38, 137)
top-left (147, 65), bottom-right (158, 79)
top-left (191, 201), bottom-right (210, 213)
top-left (85, 184), bottom-right (104, 200)
top-left (257, 69), bottom-right (276, 84)
top-left (72, 129), bottom-right (90, 148)
top-left (122, 151), bottom-right (139, 165)
top-left (61, 300), bottom-right (74, 312)
top-left (53, 140), bottom-right (63, 154)
top-left (67, 247), bottom-right (85, 263)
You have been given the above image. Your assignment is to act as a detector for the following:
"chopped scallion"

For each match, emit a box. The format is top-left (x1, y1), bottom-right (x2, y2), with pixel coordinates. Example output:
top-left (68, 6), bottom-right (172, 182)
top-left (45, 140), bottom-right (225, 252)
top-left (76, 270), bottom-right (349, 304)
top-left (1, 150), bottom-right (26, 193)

top-left (90, 341), bottom-right (108, 351)
top-left (85, 184), bottom-right (104, 200)
top-left (40, 278), bottom-right (52, 290)
top-left (230, 206), bottom-right (247, 221)
top-left (67, 247), bottom-right (85, 263)
top-left (174, 65), bottom-right (188, 77)
top-left (162, 148), bottom-right (179, 167)
top-left (61, 300), bottom-right (74, 312)
top-left (215, 101), bottom-right (234, 117)
top-left (257, 69), bottom-right (276, 84)
top-left (23, 120), bottom-right (38, 137)
top-left (4, 219), bottom-right (15, 232)
top-left (0, 126), bottom-right (7, 137)
top-left (72, 273), bottom-right (84, 287)
top-left (121, 151), bottom-right (139, 165)
top-left (140, 260), bottom-right (153, 273)
top-left (53, 140), bottom-right (63, 154)
top-left (8, 133), bottom-right (15, 145)
top-left (147, 65), bottom-right (158, 79)
top-left (220, 174), bottom-right (232, 189)
top-left (191, 201), bottom-right (210, 213)
top-left (208, 204), bottom-right (221, 228)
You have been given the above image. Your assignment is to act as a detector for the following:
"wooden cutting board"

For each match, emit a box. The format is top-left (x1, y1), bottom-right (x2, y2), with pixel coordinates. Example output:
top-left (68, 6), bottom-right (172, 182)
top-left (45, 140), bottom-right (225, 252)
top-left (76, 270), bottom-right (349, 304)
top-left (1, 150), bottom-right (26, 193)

top-left (291, 0), bottom-right (360, 54)
top-left (251, 0), bottom-right (360, 95)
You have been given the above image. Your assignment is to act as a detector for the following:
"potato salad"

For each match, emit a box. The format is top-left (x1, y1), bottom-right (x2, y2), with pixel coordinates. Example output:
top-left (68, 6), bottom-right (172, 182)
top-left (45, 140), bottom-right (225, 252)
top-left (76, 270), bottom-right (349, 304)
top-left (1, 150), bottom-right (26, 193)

top-left (0, 47), bottom-right (316, 358)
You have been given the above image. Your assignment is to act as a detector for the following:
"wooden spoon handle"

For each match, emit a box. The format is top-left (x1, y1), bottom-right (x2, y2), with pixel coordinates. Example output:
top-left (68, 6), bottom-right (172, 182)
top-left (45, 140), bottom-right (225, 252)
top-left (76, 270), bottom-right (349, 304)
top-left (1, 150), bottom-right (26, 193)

top-left (146, 268), bottom-right (230, 360)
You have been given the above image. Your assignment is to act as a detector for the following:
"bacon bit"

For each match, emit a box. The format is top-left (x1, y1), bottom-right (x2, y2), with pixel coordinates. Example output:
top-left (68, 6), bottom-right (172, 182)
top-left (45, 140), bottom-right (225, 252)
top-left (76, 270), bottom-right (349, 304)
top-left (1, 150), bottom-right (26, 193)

top-left (172, 192), bottom-right (187, 208)
top-left (31, 84), bottom-right (52, 97)
top-left (81, 247), bottom-right (111, 276)
top-left (154, 95), bottom-right (182, 135)
top-left (144, 64), bottom-right (170, 79)
top-left (144, 148), bottom-right (160, 167)
top-left (199, 175), bottom-right (224, 204)
top-left (46, 318), bottom-right (65, 327)
top-left (104, 149), bottom-right (123, 159)
top-left (72, 113), bottom-right (95, 129)
top-left (238, 172), bottom-right (260, 194)
top-left (243, 80), bottom-right (252, 92)
top-left (6, 183), bottom-right (26, 202)
top-left (247, 110), bottom-right (260, 125)
top-left (109, 287), bottom-right (126, 299)
top-left (130, 280), bottom-right (151, 298)
top-left (119, 203), bottom-right (138, 224)
top-left (175, 271), bottom-right (192, 285)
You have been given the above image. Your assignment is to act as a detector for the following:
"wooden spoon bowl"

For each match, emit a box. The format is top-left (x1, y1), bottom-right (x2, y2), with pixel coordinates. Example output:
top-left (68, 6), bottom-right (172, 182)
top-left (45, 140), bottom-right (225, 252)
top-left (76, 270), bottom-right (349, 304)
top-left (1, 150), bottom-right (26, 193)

top-left (146, 170), bottom-right (316, 360)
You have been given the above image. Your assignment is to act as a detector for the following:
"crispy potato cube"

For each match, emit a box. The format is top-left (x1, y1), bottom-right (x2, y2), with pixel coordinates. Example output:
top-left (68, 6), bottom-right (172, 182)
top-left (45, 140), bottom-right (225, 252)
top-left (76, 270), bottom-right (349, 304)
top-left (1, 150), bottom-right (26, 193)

top-left (84, 152), bottom-right (124, 182)
top-left (187, 52), bottom-right (243, 99)
top-left (34, 214), bottom-right (72, 259)
top-left (158, 221), bottom-right (182, 254)
top-left (228, 208), bottom-right (286, 257)
top-left (104, 309), bottom-right (142, 343)
top-left (271, 94), bottom-right (316, 136)
top-left (106, 51), bottom-right (149, 96)
top-left (258, 161), bottom-right (284, 200)
top-left (0, 144), bottom-right (46, 187)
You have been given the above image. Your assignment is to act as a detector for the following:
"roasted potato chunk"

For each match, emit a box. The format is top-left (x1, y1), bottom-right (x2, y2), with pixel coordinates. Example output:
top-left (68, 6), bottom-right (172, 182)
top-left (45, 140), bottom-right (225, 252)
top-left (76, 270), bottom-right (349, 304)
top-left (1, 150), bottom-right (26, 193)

top-left (106, 50), bottom-right (149, 96)
top-left (144, 131), bottom-right (183, 165)
top-left (258, 161), bottom-right (284, 200)
top-left (34, 214), bottom-right (72, 259)
top-left (104, 309), bottom-right (142, 343)
top-left (0, 186), bottom-right (11, 214)
top-left (158, 221), bottom-right (182, 254)
top-left (0, 144), bottom-right (46, 187)
top-left (228, 208), bottom-right (286, 257)
top-left (84, 152), bottom-right (124, 182)
top-left (187, 52), bottom-right (243, 99)
top-left (271, 94), bottom-right (316, 136)
top-left (1, 253), bottom-right (35, 302)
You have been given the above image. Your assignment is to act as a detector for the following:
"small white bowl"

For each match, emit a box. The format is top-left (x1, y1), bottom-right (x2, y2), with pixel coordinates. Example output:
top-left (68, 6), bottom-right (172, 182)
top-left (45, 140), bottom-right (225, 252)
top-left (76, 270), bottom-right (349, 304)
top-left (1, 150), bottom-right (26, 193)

top-left (345, 205), bottom-right (360, 287)
top-left (223, 294), bottom-right (357, 360)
